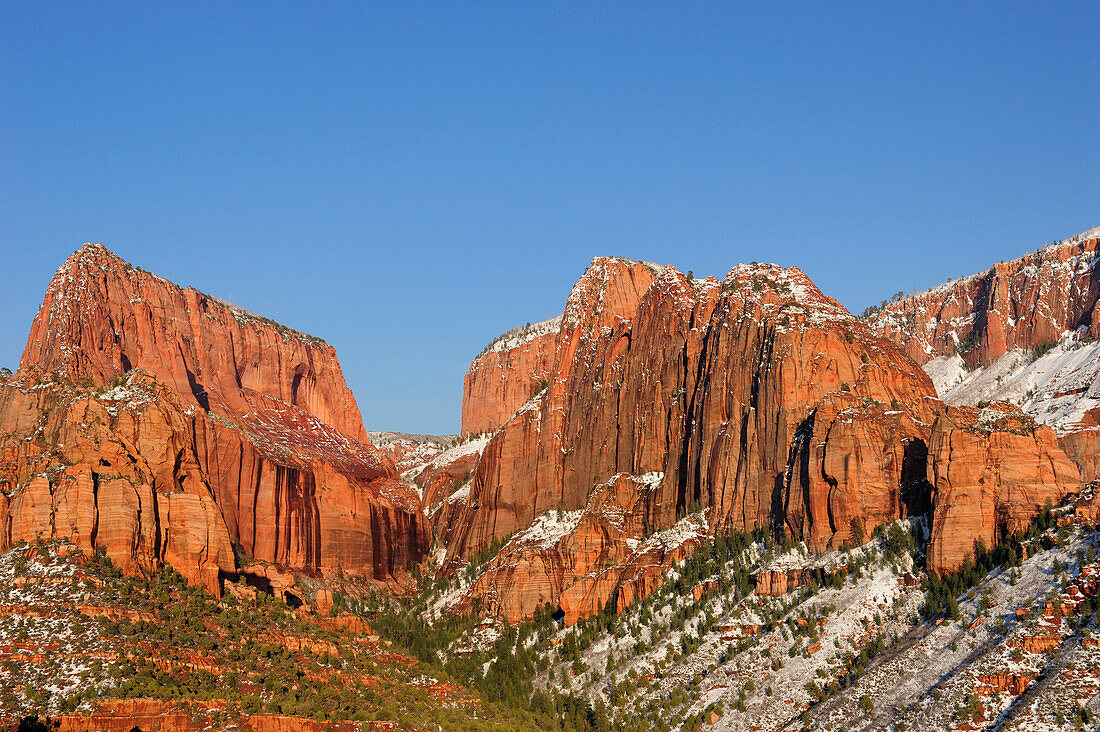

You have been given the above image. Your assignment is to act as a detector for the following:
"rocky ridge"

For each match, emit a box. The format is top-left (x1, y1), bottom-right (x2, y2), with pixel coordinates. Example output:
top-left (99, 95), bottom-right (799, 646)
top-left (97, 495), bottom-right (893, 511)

top-left (868, 227), bottom-right (1100, 370)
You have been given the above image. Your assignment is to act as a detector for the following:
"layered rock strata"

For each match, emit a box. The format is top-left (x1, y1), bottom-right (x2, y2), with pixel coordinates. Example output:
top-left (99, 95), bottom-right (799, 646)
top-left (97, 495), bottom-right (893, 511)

top-left (5, 244), bottom-right (427, 589)
top-left (869, 228), bottom-right (1100, 521)
top-left (925, 402), bottom-right (1080, 574)
top-left (451, 258), bottom-right (947, 619)
top-left (0, 370), bottom-right (234, 592)
top-left (869, 227), bottom-right (1100, 369)
top-left (461, 317), bottom-right (560, 437)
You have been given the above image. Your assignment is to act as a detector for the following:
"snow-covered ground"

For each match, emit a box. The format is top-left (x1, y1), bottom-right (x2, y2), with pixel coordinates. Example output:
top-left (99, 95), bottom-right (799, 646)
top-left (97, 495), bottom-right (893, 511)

top-left (517, 519), bottom-right (1100, 732)
top-left (924, 333), bottom-right (1100, 433)
top-left (477, 316), bottom-right (562, 358)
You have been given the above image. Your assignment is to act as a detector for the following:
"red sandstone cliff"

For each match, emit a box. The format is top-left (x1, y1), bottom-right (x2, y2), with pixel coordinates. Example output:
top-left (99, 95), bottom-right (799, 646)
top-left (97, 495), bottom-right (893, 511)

top-left (925, 402), bottom-right (1080, 574)
top-left (868, 229), bottom-right (1099, 559)
top-left (869, 227), bottom-right (1100, 369)
top-left (458, 473), bottom-right (707, 624)
top-left (6, 244), bottom-right (427, 589)
top-left (450, 257), bottom-right (943, 619)
top-left (461, 318), bottom-right (560, 437)
top-left (0, 369), bottom-right (234, 592)
top-left (22, 243), bottom-right (370, 444)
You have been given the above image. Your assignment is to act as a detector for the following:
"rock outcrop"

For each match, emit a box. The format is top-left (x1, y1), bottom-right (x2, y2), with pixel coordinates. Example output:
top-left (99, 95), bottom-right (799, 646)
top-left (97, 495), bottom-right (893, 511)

top-left (925, 403), bottom-right (1081, 574)
top-left (0, 370), bottom-right (234, 593)
top-left (5, 244), bottom-right (427, 590)
top-left (753, 568), bottom-right (812, 596)
top-left (456, 473), bottom-right (708, 624)
top-left (1057, 428), bottom-right (1100, 482)
top-left (450, 257), bottom-right (942, 618)
top-left (868, 229), bottom-right (1098, 543)
top-left (461, 317), bottom-right (561, 437)
top-left (407, 436), bottom-right (490, 557)
top-left (23, 243), bottom-right (370, 443)
top-left (868, 227), bottom-right (1100, 369)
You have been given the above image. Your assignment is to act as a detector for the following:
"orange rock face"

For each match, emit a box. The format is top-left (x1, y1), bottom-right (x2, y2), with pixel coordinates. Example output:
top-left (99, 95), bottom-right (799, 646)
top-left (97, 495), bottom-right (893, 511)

top-left (976, 673), bottom-right (1037, 696)
top-left (454, 260), bottom-right (937, 554)
top-left (4, 244), bottom-right (427, 590)
top-left (0, 370), bottom-right (234, 593)
top-left (925, 403), bottom-right (1081, 574)
top-left (1057, 428), bottom-right (1100, 482)
top-left (753, 568), bottom-right (811, 596)
top-left (869, 227), bottom-right (1100, 369)
top-left (451, 257), bottom-right (941, 619)
top-left (461, 318), bottom-right (560, 437)
top-left (23, 243), bottom-right (370, 443)
top-left (456, 473), bottom-right (707, 624)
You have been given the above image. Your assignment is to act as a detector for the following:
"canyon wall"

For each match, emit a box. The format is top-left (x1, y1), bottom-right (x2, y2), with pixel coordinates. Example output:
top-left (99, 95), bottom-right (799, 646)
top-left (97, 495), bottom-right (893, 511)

top-left (869, 227), bottom-right (1100, 369)
top-left (451, 257), bottom-right (951, 619)
top-left (21, 243), bottom-right (370, 443)
top-left (461, 318), bottom-right (561, 437)
top-left (5, 244), bottom-right (427, 589)
top-left (869, 228), bottom-right (1100, 505)
top-left (0, 370), bottom-right (234, 592)
top-left (926, 403), bottom-right (1080, 574)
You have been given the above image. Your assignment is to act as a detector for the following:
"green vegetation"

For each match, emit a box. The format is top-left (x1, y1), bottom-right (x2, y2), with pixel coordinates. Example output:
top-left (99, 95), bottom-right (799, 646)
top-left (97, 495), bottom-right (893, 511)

top-left (0, 544), bottom-right (537, 730)
top-left (922, 503), bottom-right (1059, 619)
top-left (956, 328), bottom-right (982, 353)
top-left (1032, 339), bottom-right (1059, 361)
top-left (859, 291), bottom-right (906, 319)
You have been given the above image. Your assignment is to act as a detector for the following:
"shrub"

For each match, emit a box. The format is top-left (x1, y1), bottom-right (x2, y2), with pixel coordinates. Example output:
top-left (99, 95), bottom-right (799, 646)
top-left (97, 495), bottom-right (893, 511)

top-left (1032, 340), bottom-right (1058, 360)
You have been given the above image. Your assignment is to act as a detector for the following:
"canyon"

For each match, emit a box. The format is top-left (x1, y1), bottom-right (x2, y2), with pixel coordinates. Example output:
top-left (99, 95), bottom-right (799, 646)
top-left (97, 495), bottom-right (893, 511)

top-left (3, 232), bottom-right (1100, 730)
top-left (6, 236), bottom-right (1096, 614)
top-left (448, 238), bottom-right (1100, 620)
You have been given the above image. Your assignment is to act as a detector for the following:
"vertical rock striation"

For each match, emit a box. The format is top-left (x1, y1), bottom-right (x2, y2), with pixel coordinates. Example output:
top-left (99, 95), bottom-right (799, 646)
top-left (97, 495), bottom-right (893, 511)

top-left (21, 243), bottom-right (369, 443)
top-left (461, 318), bottom-right (561, 437)
top-left (868, 227), bottom-right (1100, 369)
top-left (6, 244), bottom-right (427, 589)
top-left (925, 403), bottom-right (1080, 574)
top-left (451, 257), bottom-right (945, 619)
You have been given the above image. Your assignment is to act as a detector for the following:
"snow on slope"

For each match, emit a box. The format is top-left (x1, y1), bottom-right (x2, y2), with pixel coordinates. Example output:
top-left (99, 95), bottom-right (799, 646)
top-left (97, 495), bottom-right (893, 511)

top-left (924, 332), bottom-right (1100, 433)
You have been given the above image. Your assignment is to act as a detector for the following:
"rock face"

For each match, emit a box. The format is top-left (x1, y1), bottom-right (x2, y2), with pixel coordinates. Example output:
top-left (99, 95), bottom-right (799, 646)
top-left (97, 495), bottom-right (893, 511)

top-left (925, 403), bottom-right (1080, 574)
top-left (451, 257), bottom-right (941, 618)
top-left (416, 436), bottom-right (489, 549)
top-left (1057, 428), bottom-right (1100, 482)
top-left (868, 227), bottom-right (1100, 369)
top-left (5, 244), bottom-right (427, 589)
top-left (457, 473), bottom-right (708, 624)
top-left (461, 317), bottom-right (561, 437)
top-left (23, 243), bottom-right (370, 444)
top-left (0, 370), bottom-right (234, 593)
top-left (752, 568), bottom-right (813, 596)
top-left (869, 228), bottom-right (1098, 532)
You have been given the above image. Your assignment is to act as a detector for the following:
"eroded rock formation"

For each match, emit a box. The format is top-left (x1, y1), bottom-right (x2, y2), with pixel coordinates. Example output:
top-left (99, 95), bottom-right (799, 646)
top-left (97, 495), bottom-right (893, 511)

top-left (450, 257), bottom-right (943, 618)
top-left (868, 227), bottom-right (1100, 369)
top-left (925, 403), bottom-right (1080, 574)
top-left (0, 370), bottom-right (234, 593)
top-left (3, 244), bottom-right (427, 591)
top-left (23, 243), bottom-right (370, 443)
top-left (456, 473), bottom-right (708, 624)
top-left (461, 317), bottom-right (560, 437)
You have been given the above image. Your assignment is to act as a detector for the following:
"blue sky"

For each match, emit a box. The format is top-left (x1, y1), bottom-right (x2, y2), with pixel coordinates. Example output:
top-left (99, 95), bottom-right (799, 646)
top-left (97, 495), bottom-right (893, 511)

top-left (2, 3), bottom-right (1097, 434)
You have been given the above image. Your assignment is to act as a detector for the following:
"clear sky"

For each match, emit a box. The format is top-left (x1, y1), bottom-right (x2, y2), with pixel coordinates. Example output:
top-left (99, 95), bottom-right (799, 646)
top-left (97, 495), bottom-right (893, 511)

top-left (2, 3), bottom-right (1097, 434)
